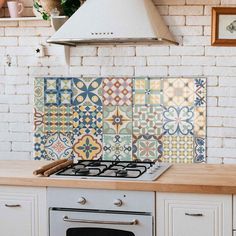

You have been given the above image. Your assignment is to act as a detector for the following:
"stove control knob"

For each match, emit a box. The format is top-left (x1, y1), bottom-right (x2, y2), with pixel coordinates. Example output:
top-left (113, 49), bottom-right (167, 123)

top-left (78, 197), bottom-right (86, 205)
top-left (113, 199), bottom-right (123, 207)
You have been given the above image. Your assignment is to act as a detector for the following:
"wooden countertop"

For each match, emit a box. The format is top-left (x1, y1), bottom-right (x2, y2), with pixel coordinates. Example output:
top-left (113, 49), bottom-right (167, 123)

top-left (1, 160), bottom-right (236, 194)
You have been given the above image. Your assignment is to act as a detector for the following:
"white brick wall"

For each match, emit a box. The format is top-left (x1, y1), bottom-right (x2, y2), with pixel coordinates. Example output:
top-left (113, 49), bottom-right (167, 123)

top-left (0, 0), bottom-right (235, 163)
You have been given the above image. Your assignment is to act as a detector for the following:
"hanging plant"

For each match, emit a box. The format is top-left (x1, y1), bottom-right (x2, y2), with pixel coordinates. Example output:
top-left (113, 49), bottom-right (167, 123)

top-left (33, 0), bottom-right (82, 20)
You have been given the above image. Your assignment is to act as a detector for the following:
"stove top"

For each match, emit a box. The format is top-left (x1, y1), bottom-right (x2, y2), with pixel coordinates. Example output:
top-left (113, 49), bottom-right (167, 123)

top-left (52, 160), bottom-right (172, 181)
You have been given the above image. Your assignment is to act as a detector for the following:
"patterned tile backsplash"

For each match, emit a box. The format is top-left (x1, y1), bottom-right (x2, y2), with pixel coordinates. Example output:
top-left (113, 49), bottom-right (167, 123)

top-left (34, 77), bottom-right (207, 163)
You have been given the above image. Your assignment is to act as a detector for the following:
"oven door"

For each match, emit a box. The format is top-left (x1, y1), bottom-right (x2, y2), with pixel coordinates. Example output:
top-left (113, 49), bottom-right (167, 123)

top-left (49, 209), bottom-right (153, 236)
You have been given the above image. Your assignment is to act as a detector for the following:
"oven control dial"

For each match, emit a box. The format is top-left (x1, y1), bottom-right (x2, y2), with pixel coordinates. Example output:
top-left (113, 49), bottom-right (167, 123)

top-left (113, 199), bottom-right (123, 207)
top-left (77, 197), bottom-right (86, 205)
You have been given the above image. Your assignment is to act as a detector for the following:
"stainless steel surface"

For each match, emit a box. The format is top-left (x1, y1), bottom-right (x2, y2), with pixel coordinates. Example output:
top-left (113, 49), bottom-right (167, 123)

top-left (63, 216), bottom-right (139, 225)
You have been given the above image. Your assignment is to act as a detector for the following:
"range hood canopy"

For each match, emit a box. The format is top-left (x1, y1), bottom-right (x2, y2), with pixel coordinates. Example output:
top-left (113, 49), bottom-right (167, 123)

top-left (47, 0), bottom-right (178, 46)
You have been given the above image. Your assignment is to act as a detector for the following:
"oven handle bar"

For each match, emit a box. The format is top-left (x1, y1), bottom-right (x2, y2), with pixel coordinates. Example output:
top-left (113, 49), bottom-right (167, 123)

top-left (63, 216), bottom-right (139, 225)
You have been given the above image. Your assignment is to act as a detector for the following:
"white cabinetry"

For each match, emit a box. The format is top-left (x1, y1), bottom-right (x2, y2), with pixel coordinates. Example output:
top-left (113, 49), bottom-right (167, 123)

top-left (156, 193), bottom-right (232, 236)
top-left (0, 186), bottom-right (47, 236)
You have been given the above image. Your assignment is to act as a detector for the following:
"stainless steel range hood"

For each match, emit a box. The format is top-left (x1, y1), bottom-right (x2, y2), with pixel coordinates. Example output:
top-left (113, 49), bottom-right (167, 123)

top-left (47, 0), bottom-right (178, 46)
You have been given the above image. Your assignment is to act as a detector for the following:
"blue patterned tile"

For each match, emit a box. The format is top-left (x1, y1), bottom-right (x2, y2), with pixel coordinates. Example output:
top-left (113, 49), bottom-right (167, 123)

top-left (73, 77), bottom-right (103, 106)
top-left (194, 137), bottom-right (206, 163)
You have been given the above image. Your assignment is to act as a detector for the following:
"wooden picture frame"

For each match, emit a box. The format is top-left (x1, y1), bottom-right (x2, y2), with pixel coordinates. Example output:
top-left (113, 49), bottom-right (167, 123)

top-left (212, 7), bottom-right (236, 46)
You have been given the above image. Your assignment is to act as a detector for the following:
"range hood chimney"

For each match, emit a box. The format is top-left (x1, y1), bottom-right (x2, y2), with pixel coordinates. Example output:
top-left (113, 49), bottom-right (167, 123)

top-left (47, 0), bottom-right (178, 46)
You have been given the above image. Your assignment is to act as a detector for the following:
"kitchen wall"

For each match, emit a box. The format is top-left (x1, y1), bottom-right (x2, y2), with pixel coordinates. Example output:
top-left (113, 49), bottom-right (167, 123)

top-left (0, 0), bottom-right (235, 163)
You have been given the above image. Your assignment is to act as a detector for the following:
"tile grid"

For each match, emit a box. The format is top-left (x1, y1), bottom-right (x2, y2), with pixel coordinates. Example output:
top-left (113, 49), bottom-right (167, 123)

top-left (34, 77), bottom-right (207, 163)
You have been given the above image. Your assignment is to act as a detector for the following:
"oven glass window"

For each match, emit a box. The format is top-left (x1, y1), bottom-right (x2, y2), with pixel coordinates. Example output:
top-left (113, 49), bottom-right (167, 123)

top-left (67, 228), bottom-right (135, 236)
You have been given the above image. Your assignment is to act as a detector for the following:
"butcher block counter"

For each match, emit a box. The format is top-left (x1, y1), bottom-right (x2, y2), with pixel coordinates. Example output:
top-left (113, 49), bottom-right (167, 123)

top-left (0, 160), bottom-right (236, 194)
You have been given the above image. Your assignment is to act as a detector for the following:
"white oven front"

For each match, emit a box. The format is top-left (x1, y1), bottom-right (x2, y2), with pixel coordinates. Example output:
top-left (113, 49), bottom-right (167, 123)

top-left (49, 208), bottom-right (153, 236)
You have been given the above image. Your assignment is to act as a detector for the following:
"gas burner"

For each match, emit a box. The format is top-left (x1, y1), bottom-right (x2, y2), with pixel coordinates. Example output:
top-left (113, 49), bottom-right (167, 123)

top-left (89, 161), bottom-right (101, 167)
top-left (127, 163), bottom-right (138, 168)
top-left (115, 169), bottom-right (128, 177)
top-left (74, 168), bottom-right (90, 176)
top-left (54, 160), bottom-right (172, 181)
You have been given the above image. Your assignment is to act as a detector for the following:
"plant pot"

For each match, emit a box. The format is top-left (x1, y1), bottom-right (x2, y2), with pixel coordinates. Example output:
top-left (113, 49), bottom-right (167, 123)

top-left (36, 0), bottom-right (63, 16)
top-left (0, 0), bottom-right (6, 9)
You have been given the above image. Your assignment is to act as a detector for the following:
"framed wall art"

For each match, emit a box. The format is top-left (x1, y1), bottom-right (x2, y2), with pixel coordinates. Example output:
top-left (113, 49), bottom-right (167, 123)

top-left (212, 7), bottom-right (236, 46)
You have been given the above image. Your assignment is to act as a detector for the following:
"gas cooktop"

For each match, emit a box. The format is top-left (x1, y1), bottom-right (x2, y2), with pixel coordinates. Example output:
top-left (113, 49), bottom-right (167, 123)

top-left (52, 160), bottom-right (172, 181)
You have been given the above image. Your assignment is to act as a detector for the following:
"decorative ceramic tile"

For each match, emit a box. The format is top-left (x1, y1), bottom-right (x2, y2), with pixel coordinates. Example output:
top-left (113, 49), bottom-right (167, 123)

top-left (34, 78), bottom-right (44, 112)
top-left (34, 108), bottom-right (44, 132)
top-left (73, 77), bottom-right (103, 106)
top-left (132, 134), bottom-right (162, 162)
top-left (162, 136), bottom-right (194, 163)
top-left (34, 132), bottom-right (46, 160)
top-left (103, 135), bottom-right (132, 161)
top-left (194, 78), bottom-right (206, 107)
top-left (194, 107), bottom-right (206, 137)
top-left (194, 137), bottom-right (206, 163)
top-left (163, 78), bottom-right (195, 106)
top-left (34, 77), bottom-right (207, 163)
top-left (44, 132), bottom-right (73, 160)
top-left (163, 106), bottom-right (194, 136)
top-left (73, 106), bottom-right (103, 136)
top-left (103, 106), bottom-right (132, 134)
top-left (133, 77), bottom-right (163, 106)
top-left (44, 105), bottom-right (73, 133)
top-left (44, 78), bottom-right (73, 106)
top-left (133, 106), bottom-right (163, 135)
top-left (103, 78), bottom-right (132, 106)
top-left (73, 134), bottom-right (102, 160)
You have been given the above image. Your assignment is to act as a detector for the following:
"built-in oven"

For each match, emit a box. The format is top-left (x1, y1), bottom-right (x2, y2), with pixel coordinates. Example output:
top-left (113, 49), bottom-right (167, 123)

top-left (50, 208), bottom-right (152, 236)
top-left (48, 187), bottom-right (155, 236)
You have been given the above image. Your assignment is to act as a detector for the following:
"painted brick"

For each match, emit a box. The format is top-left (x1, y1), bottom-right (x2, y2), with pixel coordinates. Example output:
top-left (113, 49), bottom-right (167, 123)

top-left (207, 97), bottom-right (218, 107)
top-left (98, 47), bottom-right (135, 56)
top-left (0, 152), bottom-right (30, 160)
top-left (48, 66), bottom-right (69, 76)
top-left (135, 66), bottom-right (168, 76)
top-left (101, 66), bottom-right (134, 76)
top-left (207, 157), bottom-right (222, 164)
top-left (0, 142), bottom-right (11, 151)
top-left (0, 104), bottom-right (9, 113)
top-left (207, 116), bottom-right (223, 126)
top-left (182, 56), bottom-right (215, 65)
top-left (219, 77), bottom-right (236, 86)
top-left (169, 66), bottom-right (203, 76)
top-left (186, 16), bottom-right (210, 25)
top-left (208, 87), bottom-right (236, 97)
top-left (223, 138), bottom-right (236, 148)
top-left (153, 0), bottom-right (185, 5)
top-left (204, 66), bottom-right (236, 76)
top-left (207, 76), bottom-right (218, 86)
top-left (207, 137), bottom-right (222, 148)
top-left (169, 26), bottom-right (203, 36)
top-left (206, 47), bottom-right (236, 56)
top-left (136, 46), bottom-right (169, 56)
top-left (221, 0), bottom-right (236, 4)
top-left (10, 123), bottom-right (32, 132)
top-left (187, 0), bottom-right (220, 4)
top-left (219, 97), bottom-right (236, 107)
top-left (183, 36), bottom-right (211, 46)
top-left (83, 57), bottom-right (114, 66)
top-left (216, 57), bottom-right (236, 66)
top-left (70, 46), bottom-right (97, 56)
top-left (170, 46), bottom-right (204, 55)
top-left (223, 118), bottom-right (236, 127)
top-left (10, 105), bottom-right (33, 113)
top-left (70, 66), bottom-right (100, 76)
top-left (12, 142), bottom-right (32, 152)
top-left (115, 57), bottom-right (146, 66)
top-left (208, 127), bottom-right (236, 138)
top-left (147, 56), bottom-right (181, 65)
top-left (169, 6), bottom-right (203, 15)
top-left (0, 123), bottom-right (9, 132)
top-left (0, 37), bottom-right (18, 46)
top-left (208, 107), bottom-right (236, 117)
top-left (163, 16), bottom-right (186, 26)
top-left (0, 95), bottom-right (28, 104)
top-left (5, 27), bottom-right (36, 36)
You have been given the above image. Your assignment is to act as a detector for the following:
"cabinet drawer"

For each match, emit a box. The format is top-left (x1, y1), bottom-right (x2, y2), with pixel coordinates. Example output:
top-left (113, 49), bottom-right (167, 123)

top-left (156, 193), bottom-right (232, 236)
top-left (234, 231), bottom-right (236, 236)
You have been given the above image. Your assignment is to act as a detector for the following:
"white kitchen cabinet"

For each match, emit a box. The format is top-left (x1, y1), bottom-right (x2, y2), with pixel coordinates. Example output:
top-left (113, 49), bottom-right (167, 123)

top-left (0, 186), bottom-right (47, 236)
top-left (156, 192), bottom-right (232, 236)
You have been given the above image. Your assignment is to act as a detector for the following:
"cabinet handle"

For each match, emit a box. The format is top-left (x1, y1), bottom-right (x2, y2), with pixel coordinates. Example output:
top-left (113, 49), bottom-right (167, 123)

top-left (185, 213), bottom-right (203, 217)
top-left (5, 204), bottom-right (21, 208)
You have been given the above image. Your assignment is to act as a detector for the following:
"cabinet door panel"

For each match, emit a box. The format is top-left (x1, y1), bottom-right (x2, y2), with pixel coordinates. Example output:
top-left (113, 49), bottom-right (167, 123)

top-left (156, 193), bottom-right (232, 236)
top-left (0, 186), bottom-right (47, 236)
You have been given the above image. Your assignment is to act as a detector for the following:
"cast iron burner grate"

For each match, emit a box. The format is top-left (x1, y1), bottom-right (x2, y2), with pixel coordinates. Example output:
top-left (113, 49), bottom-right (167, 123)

top-left (55, 160), bottom-right (154, 179)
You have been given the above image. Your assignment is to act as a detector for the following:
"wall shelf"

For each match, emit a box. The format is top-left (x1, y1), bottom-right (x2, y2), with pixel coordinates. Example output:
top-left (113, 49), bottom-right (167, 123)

top-left (0, 16), bottom-right (67, 22)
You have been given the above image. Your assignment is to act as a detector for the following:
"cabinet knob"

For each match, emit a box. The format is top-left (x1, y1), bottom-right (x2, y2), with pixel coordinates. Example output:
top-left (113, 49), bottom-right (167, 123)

top-left (77, 197), bottom-right (86, 205)
top-left (113, 199), bottom-right (123, 207)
